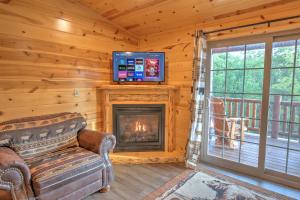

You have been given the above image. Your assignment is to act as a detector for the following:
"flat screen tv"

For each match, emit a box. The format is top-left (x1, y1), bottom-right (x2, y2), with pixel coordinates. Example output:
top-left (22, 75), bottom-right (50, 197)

top-left (112, 51), bottom-right (165, 82)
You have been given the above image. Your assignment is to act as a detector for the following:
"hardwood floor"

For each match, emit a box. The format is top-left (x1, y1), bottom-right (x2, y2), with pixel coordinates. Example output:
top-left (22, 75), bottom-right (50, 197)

top-left (85, 163), bottom-right (186, 200)
top-left (85, 163), bottom-right (300, 200)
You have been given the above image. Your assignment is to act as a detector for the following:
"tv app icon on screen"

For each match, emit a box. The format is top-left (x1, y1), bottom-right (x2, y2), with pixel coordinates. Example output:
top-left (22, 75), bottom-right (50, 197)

top-left (127, 72), bottom-right (135, 77)
top-left (135, 58), bottom-right (144, 65)
top-left (135, 65), bottom-right (144, 72)
top-left (118, 71), bottom-right (127, 79)
top-left (134, 72), bottom-right (143, 78)
top-left (135, 58), bottom-right (144, 72)
top-left (127, 65), bottom-right (135, 71)
top-left (127, 59), bottom-right (135, 65)
top-left (118, 65), bottom-right (127, 71)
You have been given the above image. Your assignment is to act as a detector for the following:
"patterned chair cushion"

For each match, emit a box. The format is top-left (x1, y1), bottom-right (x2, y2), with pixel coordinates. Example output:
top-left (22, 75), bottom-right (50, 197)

top-left (0, 112), bottom-right (86, 160)
top-left (26, 147), bottom-right (104, 195)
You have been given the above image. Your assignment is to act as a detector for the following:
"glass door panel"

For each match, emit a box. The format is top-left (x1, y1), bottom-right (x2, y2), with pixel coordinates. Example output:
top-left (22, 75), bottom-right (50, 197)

top-left (266, 39), bottom-right (300, 177)
top-left (208, 43), bottom-right (265, 168)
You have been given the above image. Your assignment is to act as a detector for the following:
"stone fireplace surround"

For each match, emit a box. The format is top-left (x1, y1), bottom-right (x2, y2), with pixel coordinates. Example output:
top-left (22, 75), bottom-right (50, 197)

top-left (97, 85), bottom-right (184, 164)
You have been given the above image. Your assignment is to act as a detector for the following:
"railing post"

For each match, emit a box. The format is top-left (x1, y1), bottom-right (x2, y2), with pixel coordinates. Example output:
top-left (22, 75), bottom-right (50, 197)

top-left (271, 95), bottom-right (281, 139)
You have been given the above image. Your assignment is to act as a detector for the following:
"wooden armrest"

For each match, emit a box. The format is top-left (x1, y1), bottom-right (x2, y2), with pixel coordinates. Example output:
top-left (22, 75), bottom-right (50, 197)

top-left (226, 117), bottom-right (249, 122)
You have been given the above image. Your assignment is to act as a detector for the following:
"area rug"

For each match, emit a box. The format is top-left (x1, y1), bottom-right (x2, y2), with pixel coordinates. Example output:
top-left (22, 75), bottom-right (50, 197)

top-left (144, 167), bottom-right (294, 200)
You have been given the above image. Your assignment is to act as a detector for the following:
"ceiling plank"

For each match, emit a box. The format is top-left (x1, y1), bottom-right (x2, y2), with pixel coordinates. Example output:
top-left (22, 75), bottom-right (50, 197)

top-left (214, 0), bottom-right (298, 20)
top-left (77, 0), bottom-right (300, 36)
top-left (107, 0), bottom-right (169, 20)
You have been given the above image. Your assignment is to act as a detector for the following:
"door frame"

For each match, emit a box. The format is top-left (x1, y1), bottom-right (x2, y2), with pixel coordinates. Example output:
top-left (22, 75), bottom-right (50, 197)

top-left (200, 29), bottom-right (300, 189)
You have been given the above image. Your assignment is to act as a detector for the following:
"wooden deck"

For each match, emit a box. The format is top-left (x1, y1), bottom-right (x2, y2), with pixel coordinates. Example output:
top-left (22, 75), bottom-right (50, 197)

top-left (208, 133), bottom-right (300, 177)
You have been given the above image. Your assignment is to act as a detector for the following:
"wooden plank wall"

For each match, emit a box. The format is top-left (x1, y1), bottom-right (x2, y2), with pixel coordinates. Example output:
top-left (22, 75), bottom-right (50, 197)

top-left (139, 25), bottom-right (197, 152)
top-left (0, 0), bottom-right (138, 130)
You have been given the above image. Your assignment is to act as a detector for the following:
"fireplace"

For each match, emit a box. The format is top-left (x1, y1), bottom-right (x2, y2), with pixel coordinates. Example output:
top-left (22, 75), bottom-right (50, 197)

top-left (112, 104), bottom-right (165, 152)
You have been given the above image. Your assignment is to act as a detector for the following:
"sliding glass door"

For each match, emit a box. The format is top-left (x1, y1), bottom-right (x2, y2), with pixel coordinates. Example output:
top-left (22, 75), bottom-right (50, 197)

top-left (266, 38), bottom-right (300, 177)
top-left (202, 32), bottom-right (300, 185)
top-left (206, 42), bottom-right (265, 168)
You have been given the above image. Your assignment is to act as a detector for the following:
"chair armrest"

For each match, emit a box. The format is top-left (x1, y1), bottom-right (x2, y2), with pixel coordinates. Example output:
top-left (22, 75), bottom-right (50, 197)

top-left (78, 129), bottom-right (116, 186)
top-left (0, 147), bottom-right (34, 200)
top-left (78, 129), bottom-right (116, 158)
top-left (226, 117), bottom-right (249, 122)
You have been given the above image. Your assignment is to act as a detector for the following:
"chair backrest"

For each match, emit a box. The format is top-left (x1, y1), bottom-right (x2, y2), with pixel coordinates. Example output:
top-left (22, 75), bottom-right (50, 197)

top-left (210, 97), bottom-right (229, 133)
top-left (0, 112), bottom-right (86, 160)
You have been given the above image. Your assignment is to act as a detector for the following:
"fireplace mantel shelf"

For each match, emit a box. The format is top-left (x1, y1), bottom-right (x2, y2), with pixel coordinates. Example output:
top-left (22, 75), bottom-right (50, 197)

top-left (96, 84), bottom-right (183, 164)
top-left (97, 84), bottom-right (178, 91)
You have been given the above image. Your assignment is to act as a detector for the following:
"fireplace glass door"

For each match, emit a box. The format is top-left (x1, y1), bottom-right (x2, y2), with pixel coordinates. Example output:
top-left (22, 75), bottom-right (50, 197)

top-left (113, 104), bottom-right (165, 152)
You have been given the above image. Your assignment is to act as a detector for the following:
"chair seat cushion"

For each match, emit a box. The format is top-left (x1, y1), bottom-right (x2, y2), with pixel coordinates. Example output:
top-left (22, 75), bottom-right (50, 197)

top-left (26, 147), bottom-right (104, 196)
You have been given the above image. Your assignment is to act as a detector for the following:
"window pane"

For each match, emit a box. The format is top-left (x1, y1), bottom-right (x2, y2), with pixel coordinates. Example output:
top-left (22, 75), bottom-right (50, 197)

top-left (293, 68), bottom-right (300, 95)
top-left (289, 122), bottom-right (300, 146)
top-left (287, 150), bottom-right (300, 177)
top-left (241, 94), bottom-right (262, 143)
top-left (208, 135), bottom-right (224, 158)
top-left (290, 100), bottom-right (299, 125)
top-left (289, 123), bottom-right (300, 151)
top-left (211, 71), bottom-right (225, 93)
top-left (225, 95), bottom-right (244, 118)
top-left (212, 49), bottom-right (226, 70)
top-left (267, 121), bottom-right (289, 148)
top-left (266, 146), bottom-right (287, 173)
top-left (244, 69), bottom-right (264, 94)
top-left (240, 142), bottom-right (259, 167)
top-left (268, 95), bottom-right (292, 123)
top-left (267, 120), bottom-right (288, 148)
top-left (227, 45), bottom-right (245, 69)
top-left (210, 92), bottom-right (225, 98)
top-left (297, 40), bottom-right (300, 67)
top-left (226, 70), bottom-right (244, 93)
top-left (272, 40), bottom-right (296, 68)
top-left (223, 139), bottom-right (240, 162)
top-left (270, 68), bottom-right (293, 95)
top-left (289, 130), bottom-right (300, 151)
top-left (246, 43), bottom-right (265, 69)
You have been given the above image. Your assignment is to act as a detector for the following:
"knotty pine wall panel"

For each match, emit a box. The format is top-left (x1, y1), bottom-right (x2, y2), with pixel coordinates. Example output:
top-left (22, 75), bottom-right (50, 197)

top-left (0, 0), bottom-right (138, 130)
top-left (139, 27), bottom-right (196, 152)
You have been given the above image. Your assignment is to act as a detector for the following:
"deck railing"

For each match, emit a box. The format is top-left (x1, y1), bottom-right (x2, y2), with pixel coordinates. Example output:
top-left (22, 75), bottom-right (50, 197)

top-left (221, 96), bottom-right (300, 141)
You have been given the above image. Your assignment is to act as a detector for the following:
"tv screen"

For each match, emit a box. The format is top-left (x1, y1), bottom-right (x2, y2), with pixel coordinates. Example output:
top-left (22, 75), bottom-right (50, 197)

top-left (112, 51), bottom-right (165, 82)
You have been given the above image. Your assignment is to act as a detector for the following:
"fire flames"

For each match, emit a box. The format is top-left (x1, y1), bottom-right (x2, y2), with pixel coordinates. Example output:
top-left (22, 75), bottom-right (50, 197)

top-left (135, 121), bottom-right (146, 132)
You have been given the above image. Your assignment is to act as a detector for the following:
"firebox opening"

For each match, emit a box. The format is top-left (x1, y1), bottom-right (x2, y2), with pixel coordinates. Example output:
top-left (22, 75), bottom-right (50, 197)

top-left (113, 104), bottom-right (165, 152)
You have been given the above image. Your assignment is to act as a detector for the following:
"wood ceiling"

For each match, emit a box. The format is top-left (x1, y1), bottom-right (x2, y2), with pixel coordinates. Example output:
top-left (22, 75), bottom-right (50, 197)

top-left (77, 0), bottom-right (300, 36)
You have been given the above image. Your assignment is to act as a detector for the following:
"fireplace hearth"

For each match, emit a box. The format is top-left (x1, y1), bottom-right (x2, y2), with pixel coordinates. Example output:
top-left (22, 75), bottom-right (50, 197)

top-left (113, 104), bottom-right (165, 152)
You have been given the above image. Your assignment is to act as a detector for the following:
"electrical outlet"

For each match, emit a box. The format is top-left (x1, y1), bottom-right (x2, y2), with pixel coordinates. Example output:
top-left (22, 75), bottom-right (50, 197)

top-left (73, 89), bottom-right (80, 97)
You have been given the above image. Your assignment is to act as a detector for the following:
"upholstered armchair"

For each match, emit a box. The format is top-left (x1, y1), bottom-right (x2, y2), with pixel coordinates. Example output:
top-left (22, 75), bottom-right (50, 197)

top-left (0, 113), bottom-right (116, 200)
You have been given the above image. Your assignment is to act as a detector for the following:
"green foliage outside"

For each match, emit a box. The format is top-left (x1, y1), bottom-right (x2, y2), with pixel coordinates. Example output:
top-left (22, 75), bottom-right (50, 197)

top-left (211, 41), bottom-right (300, 102)
top-left (210, 41), bottom-right (300, 137)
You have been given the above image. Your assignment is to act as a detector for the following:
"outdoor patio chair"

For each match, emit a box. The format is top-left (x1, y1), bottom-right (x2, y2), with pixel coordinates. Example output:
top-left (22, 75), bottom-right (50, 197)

top-left (210, 97), bottom-right (248, 149)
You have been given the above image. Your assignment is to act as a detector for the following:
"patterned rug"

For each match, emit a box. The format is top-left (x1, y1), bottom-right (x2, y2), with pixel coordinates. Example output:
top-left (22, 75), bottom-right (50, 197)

top-left (144, 167), bottom-right (294, 200)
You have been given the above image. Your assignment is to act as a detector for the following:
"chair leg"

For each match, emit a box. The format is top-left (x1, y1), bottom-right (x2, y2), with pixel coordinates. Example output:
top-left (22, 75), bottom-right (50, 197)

top-left (240, 120), bottom-right (245, 145)
top-left (229, 121), bottom-right (236, 149)
top-left (100, 185), bottom-right (110, 193)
